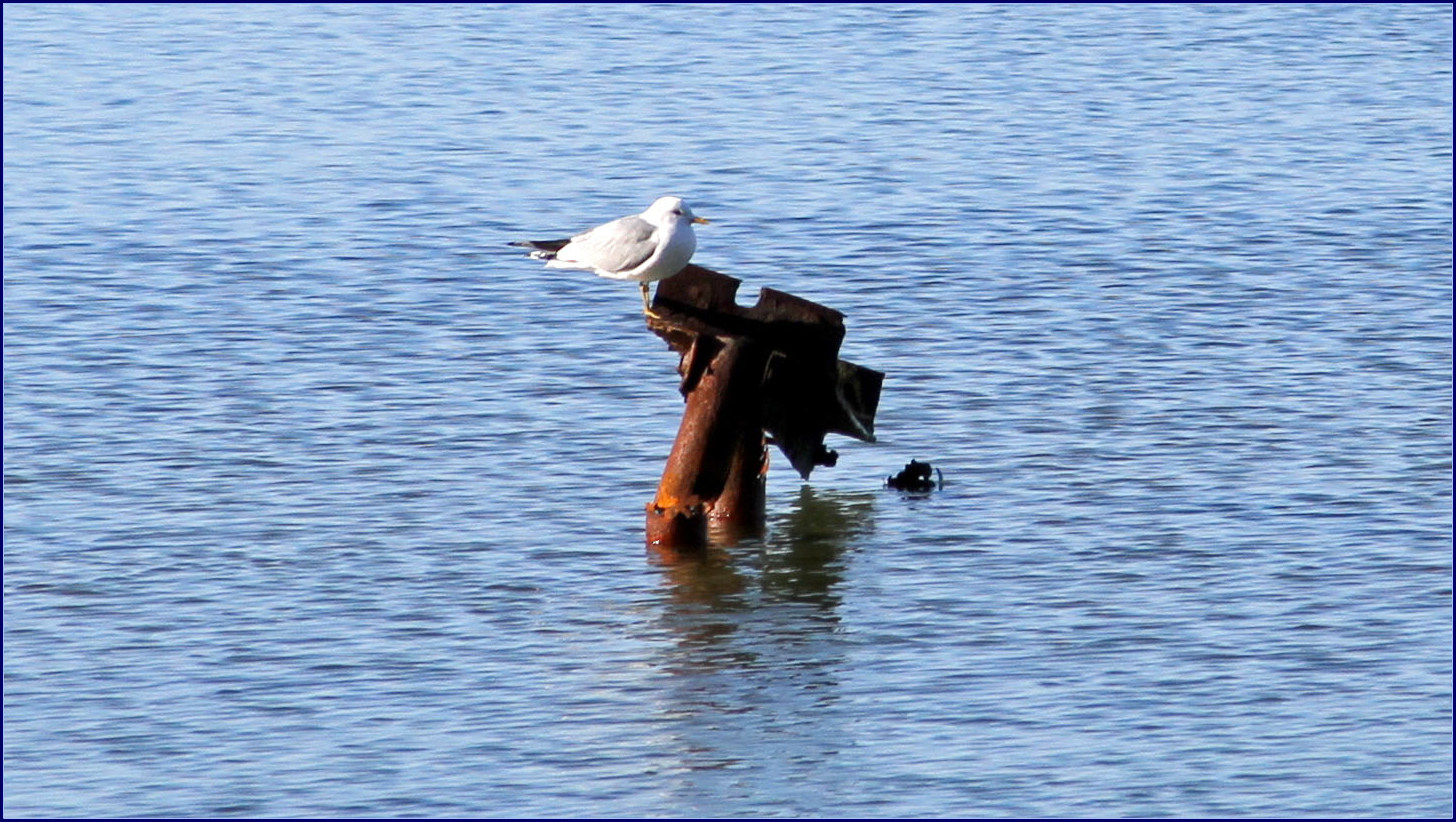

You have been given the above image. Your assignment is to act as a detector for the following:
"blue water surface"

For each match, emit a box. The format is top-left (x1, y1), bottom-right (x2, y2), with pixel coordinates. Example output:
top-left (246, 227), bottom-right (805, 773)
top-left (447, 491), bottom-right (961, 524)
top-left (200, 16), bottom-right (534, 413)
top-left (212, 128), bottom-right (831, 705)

top-left (4, 4), bottom-right (1451, 817)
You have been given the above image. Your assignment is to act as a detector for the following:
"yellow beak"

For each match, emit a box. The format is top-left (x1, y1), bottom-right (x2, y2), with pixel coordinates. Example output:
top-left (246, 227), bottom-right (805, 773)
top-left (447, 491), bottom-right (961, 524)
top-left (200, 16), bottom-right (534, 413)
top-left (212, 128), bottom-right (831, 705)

top-left (692, 216), bottom-right (710, 225)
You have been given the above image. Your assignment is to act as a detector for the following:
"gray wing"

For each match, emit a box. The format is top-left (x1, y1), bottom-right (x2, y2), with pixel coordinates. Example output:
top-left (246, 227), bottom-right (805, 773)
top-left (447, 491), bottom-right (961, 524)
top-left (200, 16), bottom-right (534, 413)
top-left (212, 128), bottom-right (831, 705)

top-left (555, 215), bottom-right (658, 274)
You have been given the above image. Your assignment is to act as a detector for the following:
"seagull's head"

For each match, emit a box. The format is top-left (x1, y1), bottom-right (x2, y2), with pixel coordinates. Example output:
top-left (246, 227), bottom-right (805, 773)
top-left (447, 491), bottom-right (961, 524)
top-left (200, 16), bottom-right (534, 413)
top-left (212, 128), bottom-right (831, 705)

top-left (646, 196), bottom-right (710, 226)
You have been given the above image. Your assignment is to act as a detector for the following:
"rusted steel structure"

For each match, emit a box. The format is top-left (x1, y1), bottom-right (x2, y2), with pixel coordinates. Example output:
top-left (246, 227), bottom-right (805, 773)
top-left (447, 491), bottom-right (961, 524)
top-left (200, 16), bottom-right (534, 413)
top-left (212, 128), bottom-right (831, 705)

top-left (644, 265), bottom-right (882, 549)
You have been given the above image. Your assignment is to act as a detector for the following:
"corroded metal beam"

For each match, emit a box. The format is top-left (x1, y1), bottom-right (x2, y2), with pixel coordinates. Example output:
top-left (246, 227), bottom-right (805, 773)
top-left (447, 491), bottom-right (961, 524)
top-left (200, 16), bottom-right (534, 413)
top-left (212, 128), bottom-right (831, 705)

top-left (643, 265), bottom-right (882, 550)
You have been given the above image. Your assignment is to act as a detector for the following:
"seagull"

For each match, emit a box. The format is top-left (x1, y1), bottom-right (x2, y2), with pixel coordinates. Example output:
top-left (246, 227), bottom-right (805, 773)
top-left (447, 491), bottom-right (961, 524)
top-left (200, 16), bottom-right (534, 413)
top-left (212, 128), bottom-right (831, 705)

top-left (510, 196), bottom-right (709, 315)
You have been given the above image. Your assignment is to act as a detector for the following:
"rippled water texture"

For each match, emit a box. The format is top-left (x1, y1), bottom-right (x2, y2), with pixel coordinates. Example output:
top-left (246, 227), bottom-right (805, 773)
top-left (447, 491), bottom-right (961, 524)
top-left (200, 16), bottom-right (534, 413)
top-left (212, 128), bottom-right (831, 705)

top-left (4, 4), bottom-right (1452, 817)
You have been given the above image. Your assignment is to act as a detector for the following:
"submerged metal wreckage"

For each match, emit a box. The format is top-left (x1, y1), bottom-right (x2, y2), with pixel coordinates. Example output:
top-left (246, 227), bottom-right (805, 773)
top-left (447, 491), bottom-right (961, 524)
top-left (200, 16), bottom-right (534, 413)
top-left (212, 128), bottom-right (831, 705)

top-left (642, 265), bottom-right (883, 550)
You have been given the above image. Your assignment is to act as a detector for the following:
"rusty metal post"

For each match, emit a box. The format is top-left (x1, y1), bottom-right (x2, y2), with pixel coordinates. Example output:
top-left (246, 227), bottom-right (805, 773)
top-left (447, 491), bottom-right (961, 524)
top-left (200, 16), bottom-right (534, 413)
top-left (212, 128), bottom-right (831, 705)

top-left (707, 419), bottom-right (768, 543)
top-left (645, 335), bottom-right (770, 548)
top-left (643, 265), bottom-right (883, 552)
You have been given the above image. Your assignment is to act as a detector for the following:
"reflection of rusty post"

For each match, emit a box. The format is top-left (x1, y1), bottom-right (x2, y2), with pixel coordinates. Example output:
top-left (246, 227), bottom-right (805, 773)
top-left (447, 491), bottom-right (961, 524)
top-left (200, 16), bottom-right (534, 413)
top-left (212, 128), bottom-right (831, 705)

top-left (644, 265), bottom-right (882, 552)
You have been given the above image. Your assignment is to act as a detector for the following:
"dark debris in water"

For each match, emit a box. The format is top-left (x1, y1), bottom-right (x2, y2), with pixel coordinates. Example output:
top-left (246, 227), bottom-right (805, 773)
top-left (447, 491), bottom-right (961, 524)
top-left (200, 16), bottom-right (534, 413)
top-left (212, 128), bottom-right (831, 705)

top-left (887, 460), bottom-right (943, 493)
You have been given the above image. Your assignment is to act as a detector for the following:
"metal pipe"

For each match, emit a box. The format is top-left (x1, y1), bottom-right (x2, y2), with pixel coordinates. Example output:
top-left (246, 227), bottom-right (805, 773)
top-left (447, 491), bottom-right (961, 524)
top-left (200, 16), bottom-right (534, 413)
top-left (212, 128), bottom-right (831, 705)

top-left (646, 336), bottom-right (769, 549)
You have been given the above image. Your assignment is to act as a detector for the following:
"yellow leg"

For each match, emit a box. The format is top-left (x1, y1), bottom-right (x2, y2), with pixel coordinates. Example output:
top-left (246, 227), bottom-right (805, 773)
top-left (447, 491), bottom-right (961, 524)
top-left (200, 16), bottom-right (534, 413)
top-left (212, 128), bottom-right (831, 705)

top-left (641, 282), bottom-right (660, 318)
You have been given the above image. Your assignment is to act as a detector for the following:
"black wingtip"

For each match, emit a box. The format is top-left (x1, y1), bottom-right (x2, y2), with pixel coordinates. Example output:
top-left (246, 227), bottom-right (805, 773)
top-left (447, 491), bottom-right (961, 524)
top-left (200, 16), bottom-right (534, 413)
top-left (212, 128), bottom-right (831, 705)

top-left (510, 238), bottom-right (571, 253)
